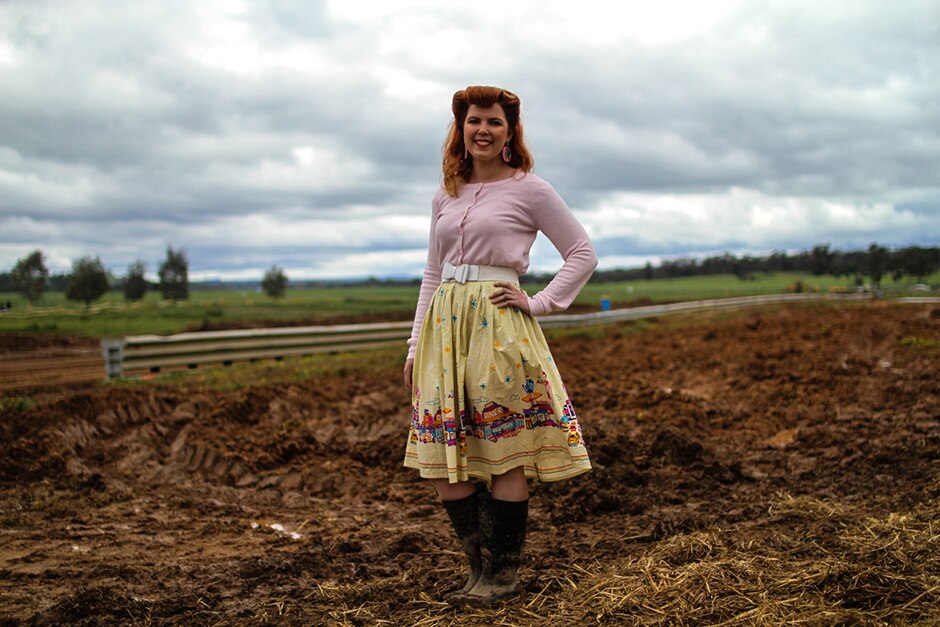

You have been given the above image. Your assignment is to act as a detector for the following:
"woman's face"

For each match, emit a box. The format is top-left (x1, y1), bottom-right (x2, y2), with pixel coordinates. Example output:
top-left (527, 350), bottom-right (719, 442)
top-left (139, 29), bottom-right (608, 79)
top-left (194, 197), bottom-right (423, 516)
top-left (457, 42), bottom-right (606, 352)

top-left (463, 103), bottom-right (512, 164)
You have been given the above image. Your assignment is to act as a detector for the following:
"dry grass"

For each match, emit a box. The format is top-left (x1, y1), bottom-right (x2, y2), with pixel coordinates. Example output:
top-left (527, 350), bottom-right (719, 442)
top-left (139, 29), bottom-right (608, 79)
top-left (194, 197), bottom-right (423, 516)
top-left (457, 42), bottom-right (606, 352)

top-left (570, 494), bottom-right (938, 626)
top-left (313, 493), bottom-right (939, 626)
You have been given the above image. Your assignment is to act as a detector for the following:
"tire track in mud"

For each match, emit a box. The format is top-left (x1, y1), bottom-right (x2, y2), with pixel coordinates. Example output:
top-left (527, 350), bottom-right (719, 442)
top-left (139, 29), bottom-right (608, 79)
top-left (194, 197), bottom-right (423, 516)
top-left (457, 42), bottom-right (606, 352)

top-left (13, 378), bottom-right (411, 503)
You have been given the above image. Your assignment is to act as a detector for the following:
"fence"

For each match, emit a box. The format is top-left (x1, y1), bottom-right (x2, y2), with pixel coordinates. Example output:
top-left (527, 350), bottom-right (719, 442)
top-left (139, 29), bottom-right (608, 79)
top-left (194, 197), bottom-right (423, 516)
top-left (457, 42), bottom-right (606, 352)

top-left (101, 293), bottom-right (883, 379)
top-left (101, 320), bottom-right (414, 378)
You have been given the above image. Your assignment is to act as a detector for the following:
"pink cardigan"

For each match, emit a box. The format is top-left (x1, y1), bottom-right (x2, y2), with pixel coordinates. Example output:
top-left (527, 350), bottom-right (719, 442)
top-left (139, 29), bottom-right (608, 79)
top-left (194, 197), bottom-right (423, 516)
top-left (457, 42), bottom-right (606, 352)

top-left (407, 172), bottom-right (597, 359)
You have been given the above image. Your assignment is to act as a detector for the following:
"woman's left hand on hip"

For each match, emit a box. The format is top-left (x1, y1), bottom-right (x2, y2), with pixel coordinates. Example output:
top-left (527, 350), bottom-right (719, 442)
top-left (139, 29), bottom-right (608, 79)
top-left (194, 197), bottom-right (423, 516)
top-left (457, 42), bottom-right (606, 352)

top-left (489, 281), bottom-right (531, 315)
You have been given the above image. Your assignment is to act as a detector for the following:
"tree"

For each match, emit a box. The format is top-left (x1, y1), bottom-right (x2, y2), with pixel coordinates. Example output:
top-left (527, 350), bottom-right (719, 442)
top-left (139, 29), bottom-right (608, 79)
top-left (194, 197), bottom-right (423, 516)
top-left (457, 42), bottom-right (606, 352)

top-left (831, 250), bottom-right (865, 280)
top-left (261, 265), bottom-right (288, 298)
top-left (767, 250), bottom-right (791, 272)
top-left (810, 244), bottom-right (833, 276)
top-left (65, 256), bottom-right (110, 308)
top-left (11, 250), bottom-right (49, 305)
top-left (158, 246), bottom-right (189, 302)
top-left (867, 243), bottom-right (889, 290)
top-left (124, 260), bottom-right (148, 301)
top-left (897, 246), bottom-right (940, 282)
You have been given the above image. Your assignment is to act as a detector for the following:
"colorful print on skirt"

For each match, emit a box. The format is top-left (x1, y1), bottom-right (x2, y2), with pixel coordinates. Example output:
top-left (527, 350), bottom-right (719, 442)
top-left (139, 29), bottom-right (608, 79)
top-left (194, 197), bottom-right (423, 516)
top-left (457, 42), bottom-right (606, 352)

top-left (404, 280), bottom-right (591, 484)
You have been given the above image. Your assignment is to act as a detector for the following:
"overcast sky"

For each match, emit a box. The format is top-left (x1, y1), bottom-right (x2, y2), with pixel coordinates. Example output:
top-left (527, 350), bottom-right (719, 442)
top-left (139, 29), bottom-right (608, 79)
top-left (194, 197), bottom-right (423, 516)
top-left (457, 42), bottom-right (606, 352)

top-left (1, 0), bottom-right (938, 281)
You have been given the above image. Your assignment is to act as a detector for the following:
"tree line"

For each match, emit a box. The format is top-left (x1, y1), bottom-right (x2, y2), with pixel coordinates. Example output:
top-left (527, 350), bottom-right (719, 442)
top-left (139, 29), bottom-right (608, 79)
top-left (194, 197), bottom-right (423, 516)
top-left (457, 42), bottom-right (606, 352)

top-left (1, 247), bottom-right (289, 308)
top-left (3, 243), bottom-right (936, 308)
top-left (575, 244), bottom-right (940, 287)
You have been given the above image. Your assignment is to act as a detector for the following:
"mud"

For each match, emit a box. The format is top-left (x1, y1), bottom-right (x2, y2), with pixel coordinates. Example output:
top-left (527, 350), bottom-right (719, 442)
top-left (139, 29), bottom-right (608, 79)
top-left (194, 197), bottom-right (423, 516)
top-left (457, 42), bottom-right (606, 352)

top-left (0, 302), bottom-right (937, 625)
top-left (0, 333), bottom-right (98, 352)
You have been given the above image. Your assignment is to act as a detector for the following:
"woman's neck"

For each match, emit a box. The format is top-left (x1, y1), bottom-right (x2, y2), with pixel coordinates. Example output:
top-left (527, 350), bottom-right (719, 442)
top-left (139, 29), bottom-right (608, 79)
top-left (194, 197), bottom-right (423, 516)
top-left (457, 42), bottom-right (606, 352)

top-left (469, 160), bottom-right (516, 184)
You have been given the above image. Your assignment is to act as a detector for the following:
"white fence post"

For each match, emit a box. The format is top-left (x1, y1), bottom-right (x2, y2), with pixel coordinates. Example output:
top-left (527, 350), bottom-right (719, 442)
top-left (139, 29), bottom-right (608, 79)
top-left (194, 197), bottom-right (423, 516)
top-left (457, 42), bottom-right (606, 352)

top-left (101, 338), bottom-right (126, 379)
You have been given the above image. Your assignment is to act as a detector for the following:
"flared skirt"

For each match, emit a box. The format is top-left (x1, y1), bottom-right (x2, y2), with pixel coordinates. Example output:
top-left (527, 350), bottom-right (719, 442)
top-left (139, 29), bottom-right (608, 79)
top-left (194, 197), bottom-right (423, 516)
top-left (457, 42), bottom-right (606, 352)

top-left (403, 280), bottom-right (591, 484)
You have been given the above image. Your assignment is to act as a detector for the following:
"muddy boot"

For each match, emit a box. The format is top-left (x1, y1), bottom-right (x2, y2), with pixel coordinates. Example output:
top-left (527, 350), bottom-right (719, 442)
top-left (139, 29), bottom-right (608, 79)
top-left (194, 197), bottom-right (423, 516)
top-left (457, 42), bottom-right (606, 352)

top-left (461, 497), bottom-right (528, 607)
top-left (441, 491), bottom-right (483, 601)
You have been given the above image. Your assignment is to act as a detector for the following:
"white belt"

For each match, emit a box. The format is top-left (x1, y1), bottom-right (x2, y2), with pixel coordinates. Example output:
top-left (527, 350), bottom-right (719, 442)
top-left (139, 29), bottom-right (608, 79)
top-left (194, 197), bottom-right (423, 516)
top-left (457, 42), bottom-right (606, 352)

top-left (441, 262), bottom-right (518, 284)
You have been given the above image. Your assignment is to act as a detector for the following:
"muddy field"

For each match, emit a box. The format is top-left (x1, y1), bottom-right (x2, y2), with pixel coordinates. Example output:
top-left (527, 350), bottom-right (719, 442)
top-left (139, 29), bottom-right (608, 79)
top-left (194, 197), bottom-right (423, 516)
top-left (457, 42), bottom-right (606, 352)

top-left (1, 302), bottom-right (938, 625)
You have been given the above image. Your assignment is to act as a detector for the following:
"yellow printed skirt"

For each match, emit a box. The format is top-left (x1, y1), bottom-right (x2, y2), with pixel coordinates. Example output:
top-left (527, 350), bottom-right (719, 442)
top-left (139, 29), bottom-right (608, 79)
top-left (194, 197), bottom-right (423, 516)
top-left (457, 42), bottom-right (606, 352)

top-left (404, 280), bottom-right (591, 484)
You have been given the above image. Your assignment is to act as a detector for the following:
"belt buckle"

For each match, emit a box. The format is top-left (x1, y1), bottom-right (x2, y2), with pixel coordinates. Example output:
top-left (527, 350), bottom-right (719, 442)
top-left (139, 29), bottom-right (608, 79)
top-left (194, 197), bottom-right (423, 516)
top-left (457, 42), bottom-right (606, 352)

top-left (454, 264), bottom-right (470, 283)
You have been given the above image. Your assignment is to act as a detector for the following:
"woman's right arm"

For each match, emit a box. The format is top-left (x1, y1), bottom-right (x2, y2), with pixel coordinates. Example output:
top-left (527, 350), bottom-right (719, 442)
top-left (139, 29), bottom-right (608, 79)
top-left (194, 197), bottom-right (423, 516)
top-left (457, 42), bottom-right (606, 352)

top-left (405, 193), bottom-right (444, 363)
top-left (403, 358), bottom-right (414, 389)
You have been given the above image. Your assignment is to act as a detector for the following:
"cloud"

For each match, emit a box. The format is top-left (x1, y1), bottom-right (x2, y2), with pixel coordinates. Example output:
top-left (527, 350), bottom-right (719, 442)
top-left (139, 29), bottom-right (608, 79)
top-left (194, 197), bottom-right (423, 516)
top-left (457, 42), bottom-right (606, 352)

top-left (585, 188), bottom-right (934, 257)
top-left (0, 0), bottom-right (937, 280)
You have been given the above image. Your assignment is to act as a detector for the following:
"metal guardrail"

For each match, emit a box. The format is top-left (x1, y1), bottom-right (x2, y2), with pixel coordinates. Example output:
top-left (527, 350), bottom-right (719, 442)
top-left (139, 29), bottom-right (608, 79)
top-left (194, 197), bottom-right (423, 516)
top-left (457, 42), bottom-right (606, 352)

top-left (101, 321), bottom-right (414, 378)
top-left (97, 292), bottom-right (930, 379)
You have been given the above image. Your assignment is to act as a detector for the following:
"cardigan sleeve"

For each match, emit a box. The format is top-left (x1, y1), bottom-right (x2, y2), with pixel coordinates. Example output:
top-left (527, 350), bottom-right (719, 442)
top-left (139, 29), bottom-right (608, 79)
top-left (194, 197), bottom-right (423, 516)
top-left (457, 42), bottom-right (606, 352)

top-left (406, 194), bottom-right (444, 359)
top-left (525, 183), bottom-right (598, 317)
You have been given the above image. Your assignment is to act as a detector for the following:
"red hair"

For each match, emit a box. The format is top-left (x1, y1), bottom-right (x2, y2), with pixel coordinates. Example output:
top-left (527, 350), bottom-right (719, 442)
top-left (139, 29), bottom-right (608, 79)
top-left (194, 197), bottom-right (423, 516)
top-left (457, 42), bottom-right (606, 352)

top-left (442, 86), bottom-right (534, 197)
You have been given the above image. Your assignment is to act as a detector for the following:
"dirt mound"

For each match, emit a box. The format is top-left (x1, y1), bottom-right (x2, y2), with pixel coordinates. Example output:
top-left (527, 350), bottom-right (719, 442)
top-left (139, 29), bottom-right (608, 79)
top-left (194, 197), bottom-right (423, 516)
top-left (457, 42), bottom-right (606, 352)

top-left (1, 302), bottom-right (938, 624)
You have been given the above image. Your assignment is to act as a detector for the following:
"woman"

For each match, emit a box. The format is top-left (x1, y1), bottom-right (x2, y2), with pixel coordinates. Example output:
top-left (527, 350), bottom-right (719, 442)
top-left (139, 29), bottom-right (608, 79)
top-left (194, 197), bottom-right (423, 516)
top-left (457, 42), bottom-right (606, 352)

top-left (402, 86), bottom-right (597, 606)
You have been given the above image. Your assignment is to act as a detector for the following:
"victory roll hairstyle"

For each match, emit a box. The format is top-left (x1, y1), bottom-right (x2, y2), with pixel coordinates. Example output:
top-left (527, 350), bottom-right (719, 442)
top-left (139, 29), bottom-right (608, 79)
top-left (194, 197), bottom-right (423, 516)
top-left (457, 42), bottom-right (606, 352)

top-left (442, 86), bottom-right (534, 196)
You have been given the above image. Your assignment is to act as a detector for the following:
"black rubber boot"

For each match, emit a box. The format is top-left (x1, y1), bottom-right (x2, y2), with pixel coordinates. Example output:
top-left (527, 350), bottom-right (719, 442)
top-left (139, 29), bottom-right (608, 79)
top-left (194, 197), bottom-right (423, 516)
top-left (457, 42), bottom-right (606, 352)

top-left (458, 497), bottom-right (528, 607)
top-left (441, 491), bottom-right (483, 601)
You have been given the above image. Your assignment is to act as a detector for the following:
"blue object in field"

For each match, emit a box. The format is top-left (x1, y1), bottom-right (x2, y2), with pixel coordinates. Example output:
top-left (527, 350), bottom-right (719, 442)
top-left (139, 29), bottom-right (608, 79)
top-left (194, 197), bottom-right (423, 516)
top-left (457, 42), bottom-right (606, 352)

top-left (600, 296), bottom-right (611, 311)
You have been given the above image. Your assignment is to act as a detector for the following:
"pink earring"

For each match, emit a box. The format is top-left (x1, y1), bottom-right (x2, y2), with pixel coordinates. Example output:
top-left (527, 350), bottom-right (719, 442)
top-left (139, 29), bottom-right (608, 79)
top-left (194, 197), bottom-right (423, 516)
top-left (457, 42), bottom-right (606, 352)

top-left (464, 145), bottom-right (469, 160)
top-left (502, 144), bottom-right (512, 163)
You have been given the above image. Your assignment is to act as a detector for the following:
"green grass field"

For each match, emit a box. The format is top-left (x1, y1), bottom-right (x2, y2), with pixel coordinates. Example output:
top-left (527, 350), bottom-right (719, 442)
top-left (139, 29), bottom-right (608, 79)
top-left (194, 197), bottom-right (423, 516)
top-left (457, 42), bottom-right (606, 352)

top-left (0, 272), bottom-right (935, 338)
top-left (576, 272), bottom-right (853, 303)
top-left (0, 285), bottom-right (421, 337)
